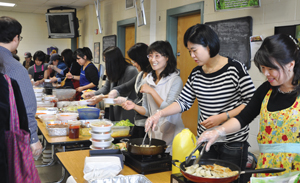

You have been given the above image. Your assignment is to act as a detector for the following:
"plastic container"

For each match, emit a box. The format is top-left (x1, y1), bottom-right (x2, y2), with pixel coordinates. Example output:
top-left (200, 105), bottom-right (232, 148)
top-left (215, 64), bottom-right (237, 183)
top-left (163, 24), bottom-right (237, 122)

top-left (33, 87), bottom-right (43, 93)
top-left (35, 92), bottom-right (44, 97)
top-left (39, 114), bottom-right (57, 126)
top-left (90, 131), bottom-right (112, 140)
top-left (44, 95), bottom-right (56, 101)
top-left (68, 121), bottom-right (81, 139)
top-left (111, 126), bottom-right (130, 137)
top-left (172, 128), bottom-right (199, 174)
top-left (46, 121), bottom-right (68, 136)
top-left (78, 107), bottom-right (100, 119)
top-left (90, 119), bottom-right (113, 132)
top-left (90, 138), bottom-right (114, 148)
top-left (54, 89), bottom-right (76, 101)
top-left (103, 98), bottom-right (115, 105)
top-left (56, 113), bottom-right (78, 121)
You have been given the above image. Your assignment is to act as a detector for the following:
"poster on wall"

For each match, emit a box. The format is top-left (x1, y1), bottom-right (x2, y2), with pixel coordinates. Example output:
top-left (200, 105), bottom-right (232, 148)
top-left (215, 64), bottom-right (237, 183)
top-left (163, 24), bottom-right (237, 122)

top-left (214, 0), bottom-right (260, 11)
top-left (295, 25), bottom-right (300, 42)
top-left (94, 42), bottom-right (100, 64)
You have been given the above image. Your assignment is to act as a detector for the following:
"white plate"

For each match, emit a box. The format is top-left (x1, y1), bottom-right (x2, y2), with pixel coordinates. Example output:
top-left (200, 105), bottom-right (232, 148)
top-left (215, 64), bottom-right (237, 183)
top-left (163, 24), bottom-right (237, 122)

top-left (104, 98), bottom-right (115, 105)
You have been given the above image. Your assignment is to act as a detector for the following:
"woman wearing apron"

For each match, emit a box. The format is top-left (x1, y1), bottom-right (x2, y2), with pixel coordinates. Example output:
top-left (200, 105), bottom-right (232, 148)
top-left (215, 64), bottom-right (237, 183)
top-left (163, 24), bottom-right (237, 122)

top-left (66, 47), bottom-right (99, 95)
top-left (198, 34), bottom-right (300, 177)
top-left (28, 50), bottom-right (48, 86)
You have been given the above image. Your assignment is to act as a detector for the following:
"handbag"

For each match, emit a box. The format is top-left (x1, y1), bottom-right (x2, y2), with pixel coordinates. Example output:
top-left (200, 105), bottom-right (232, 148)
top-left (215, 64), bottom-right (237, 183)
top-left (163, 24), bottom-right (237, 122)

top-left (4, 74), bottom-right (41, 183)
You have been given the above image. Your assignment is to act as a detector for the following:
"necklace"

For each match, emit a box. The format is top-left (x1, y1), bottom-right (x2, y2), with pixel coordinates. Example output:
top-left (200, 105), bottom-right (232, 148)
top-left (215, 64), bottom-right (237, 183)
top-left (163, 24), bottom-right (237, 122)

top-left (278, 87), bottom-right (296, 94)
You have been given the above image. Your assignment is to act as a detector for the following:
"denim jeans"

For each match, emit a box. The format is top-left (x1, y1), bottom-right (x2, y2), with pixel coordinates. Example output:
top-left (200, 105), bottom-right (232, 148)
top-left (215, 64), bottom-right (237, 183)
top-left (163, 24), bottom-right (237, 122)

top-left (200, 141), bottom-right (249, 183)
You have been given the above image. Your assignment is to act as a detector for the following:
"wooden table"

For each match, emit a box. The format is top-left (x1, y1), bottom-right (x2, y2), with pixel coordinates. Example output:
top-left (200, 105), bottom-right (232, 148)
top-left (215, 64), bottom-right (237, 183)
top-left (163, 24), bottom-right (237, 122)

top-left (56, 150), bottom-right (172, 183)
top-left (37, 119), bottom-right (91, 145)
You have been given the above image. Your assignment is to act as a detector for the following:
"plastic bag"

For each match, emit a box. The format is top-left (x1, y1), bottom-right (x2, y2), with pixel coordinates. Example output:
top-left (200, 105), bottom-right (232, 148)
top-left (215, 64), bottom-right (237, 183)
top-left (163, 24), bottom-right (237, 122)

top-left (250, 171), bottom-right (300, 183)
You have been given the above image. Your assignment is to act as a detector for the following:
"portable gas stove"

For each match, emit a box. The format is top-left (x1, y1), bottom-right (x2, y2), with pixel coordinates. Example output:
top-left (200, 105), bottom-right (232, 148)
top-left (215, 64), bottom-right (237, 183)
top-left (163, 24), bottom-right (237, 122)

top-left (122, 151), bottom-right (172, 174)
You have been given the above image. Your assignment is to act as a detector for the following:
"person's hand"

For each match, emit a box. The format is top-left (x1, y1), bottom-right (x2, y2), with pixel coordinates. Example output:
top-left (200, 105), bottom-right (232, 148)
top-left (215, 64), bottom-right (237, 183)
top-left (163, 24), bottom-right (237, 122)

top-left (140, 84), bottom-right (154, 94)
top-left (82, 91), bottom-right (95, 99)
top-left (66, 72), bottom-right (73, 79)
top-left (76, 87), bottom-right (84, 93)
top-left (34, 80), bottom-right (43, 86)
top-left (87, 94), bottom-right (105, 105)
top-left (49, 77), bottom-right (57, 83)
top-left (145, 110), bottom-right (163, 132)
top-left (30, 141), bottom-right (43, 156)
top-left (121, 100), bottom-right (135, 110)
top-left (108, 89), bottom-right (119, 98)
top-left (197, 126), bottom-right (226, 152)
top-left (113, 97), bottom-right (127, 105)
top-left (200, 114), bottom-right (224, 129)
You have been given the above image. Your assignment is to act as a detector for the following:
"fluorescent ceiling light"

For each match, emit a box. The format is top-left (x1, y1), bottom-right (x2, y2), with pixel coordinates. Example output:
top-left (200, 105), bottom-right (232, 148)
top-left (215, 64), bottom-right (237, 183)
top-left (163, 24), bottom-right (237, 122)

top-left (0, 2), bottom-right (15, 7)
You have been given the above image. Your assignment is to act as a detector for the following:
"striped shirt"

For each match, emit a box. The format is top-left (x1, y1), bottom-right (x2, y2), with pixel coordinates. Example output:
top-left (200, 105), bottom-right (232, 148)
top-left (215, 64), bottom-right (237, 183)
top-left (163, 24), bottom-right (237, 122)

top-left (176, 58), bottom-right (255, 143)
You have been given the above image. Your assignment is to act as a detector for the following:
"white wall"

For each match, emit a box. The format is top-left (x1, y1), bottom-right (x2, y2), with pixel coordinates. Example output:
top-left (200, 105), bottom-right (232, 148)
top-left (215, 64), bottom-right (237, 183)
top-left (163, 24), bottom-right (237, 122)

top-left (0, 11), bottom-right (71, 62)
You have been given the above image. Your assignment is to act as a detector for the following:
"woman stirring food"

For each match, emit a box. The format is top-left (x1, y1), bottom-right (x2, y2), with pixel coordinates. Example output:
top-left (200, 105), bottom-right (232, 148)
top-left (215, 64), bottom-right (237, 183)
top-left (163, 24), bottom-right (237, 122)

top-left (197, 34), bottom-right (300, 178)
top-left (144, 24), bottom-right (255, 183)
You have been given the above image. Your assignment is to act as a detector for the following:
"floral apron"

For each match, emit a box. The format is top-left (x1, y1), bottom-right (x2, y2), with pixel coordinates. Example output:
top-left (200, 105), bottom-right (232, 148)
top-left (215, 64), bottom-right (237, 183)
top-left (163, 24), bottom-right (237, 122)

top-left (256, 89), bottom-right (300, 177)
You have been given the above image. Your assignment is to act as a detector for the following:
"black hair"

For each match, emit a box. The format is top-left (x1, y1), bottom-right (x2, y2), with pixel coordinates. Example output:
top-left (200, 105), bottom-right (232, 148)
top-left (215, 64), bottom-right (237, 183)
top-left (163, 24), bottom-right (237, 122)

top-left (147, 41), bottom-right (177, 81)
top-left (127, 43), bottom-right (151, 73)
top-left (103, 46), bottom-right (130, 83)
top-left (184, 24), bottom-right (220, 58)
top-left (74, 47), bottom-right (93, 61)
top-left (254, 34), bottom-right (300, 95)
top-left (61, 49), bottom-right (76, 68)
top-left (33, 51), bottom-right (46, 64)
top-left (0, 16), bottom-right (22, 43)
top-left (45, 55), bottom-right (50, 63)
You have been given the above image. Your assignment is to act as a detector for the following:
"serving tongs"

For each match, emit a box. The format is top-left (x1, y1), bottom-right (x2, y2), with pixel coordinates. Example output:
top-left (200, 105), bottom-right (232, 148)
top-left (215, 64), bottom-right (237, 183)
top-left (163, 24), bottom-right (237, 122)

top-left (185, 142), bottom-right (206, 166)
top-left (141, 128), bottom-right (152, 147)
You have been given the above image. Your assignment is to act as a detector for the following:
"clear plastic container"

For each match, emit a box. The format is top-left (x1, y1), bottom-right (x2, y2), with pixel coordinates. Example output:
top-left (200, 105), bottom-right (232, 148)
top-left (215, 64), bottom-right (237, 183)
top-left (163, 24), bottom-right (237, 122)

top-left (111, 126), bottom-right (130, 138)
top-left (46, 121), bottom-right (68, 136)
top-left (68, 121), bottom-right (81, 139)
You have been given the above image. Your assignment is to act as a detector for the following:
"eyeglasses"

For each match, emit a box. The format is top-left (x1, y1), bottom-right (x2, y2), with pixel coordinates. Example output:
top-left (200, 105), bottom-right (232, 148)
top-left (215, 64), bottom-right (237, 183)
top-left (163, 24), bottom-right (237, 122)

top-left (147, 54), bottom-right (163, 60)
top-left (19, 36), bottom-right (23, 41)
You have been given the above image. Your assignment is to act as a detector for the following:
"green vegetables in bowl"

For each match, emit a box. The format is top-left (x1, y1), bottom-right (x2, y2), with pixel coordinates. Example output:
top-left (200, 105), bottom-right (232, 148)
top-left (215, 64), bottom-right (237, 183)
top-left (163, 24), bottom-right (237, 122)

top-left (114, 119), bottom-right (134, 127)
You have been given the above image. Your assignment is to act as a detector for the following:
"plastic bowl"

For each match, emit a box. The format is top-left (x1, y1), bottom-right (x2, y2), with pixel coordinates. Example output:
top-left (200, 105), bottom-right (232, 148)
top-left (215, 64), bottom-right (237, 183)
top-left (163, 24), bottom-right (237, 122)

top-left (90, 131), bottom-right (112, 140)
top-left (56, 113), bottom-right (78, 121)
top-left (90, 138), bottom-right (114, 148)
top-left (33, 87), bottom-right (44, 93)
top-left (111, 126), bottom-right (130, 138)
top-left (90, 119), bottom-right (113, 132)
top-left (78, 107), bottom-right (100, 119)
top-left (104, 98), bottom-right (115, 105)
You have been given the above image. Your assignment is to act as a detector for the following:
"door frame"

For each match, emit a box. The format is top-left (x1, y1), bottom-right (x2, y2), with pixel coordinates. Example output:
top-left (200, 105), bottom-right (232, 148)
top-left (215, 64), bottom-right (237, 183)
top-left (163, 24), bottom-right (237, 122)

top-left (117, 17), bottom-right (137, 56)
top-left (166, 2), bottom-right (204, 56)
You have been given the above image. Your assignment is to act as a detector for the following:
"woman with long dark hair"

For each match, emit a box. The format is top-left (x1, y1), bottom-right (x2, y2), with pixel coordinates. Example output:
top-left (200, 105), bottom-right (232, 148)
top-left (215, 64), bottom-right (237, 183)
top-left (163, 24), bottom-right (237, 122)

top-left (85, 46), bottom-right (138, 123)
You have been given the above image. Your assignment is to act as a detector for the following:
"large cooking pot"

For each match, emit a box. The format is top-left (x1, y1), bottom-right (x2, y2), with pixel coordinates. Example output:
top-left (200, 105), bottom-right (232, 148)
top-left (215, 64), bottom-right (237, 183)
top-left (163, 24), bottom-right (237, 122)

top-left (124, 138), bottom-right (167, 156)
top-left (172, 159), bottom-right (285, 183)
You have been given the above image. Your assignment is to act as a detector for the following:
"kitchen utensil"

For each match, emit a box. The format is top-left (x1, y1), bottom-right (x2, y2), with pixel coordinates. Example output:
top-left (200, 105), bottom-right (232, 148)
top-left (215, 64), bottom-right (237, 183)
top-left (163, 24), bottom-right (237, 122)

top-left (193, 142), bottom-right (206, 165)
top-left (172, 159), bottom-right (286, 183)
top-left (141, 131), bottom-right (148, 146)
top-left (126, 138), bottom-right (167, 156)
top-left (60, 77), bottom-right (67, 87)
top-left (149, 128), bottom-right (152, 147)
top-left (186, 142), bottom-right (203, 165)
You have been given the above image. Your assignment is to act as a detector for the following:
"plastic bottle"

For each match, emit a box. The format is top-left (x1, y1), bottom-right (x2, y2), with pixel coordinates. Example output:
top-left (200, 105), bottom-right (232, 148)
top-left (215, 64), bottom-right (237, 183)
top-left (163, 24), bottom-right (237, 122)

top-left (172, 128), bottom-right (199, 174)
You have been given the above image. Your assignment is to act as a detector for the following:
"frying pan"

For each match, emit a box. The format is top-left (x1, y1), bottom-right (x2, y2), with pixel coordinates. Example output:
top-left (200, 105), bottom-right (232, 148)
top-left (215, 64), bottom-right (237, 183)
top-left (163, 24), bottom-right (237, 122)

top-left (172, 159), bottom-right (285, 183)
top-left (124, 138), bottom-right (167, 156)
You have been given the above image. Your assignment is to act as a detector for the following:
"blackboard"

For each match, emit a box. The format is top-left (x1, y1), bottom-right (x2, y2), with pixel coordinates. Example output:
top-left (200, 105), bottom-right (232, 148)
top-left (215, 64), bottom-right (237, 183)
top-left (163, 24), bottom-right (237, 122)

top-left (205, 16), bottom-right (253, 69)
top-left (102, 35), bottom-right (117, 53)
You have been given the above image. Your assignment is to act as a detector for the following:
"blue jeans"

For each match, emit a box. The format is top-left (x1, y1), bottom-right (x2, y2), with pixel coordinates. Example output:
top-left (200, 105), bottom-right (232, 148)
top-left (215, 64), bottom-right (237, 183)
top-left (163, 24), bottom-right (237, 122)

top-left (200, 141), bottom-right (249, 183)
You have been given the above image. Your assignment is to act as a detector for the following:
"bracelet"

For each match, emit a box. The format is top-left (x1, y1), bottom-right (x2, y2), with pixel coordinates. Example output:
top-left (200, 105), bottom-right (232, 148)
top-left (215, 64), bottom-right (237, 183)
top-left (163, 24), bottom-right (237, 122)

top-left (72, 75), bottom-right (74, 79)
top-left (226, 112), bottom-right (230, 120)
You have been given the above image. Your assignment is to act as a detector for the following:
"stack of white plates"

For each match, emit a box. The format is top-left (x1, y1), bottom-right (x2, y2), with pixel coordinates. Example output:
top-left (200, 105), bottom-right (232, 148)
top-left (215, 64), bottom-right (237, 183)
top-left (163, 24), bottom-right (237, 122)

top-left (42, 149), bottom-right (52, 164)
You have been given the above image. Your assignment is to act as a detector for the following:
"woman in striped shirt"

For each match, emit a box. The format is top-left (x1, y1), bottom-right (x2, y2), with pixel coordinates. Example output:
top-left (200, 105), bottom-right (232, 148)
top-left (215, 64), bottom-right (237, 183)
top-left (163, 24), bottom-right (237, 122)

top-left (145, 24), bottom-right (255, 183)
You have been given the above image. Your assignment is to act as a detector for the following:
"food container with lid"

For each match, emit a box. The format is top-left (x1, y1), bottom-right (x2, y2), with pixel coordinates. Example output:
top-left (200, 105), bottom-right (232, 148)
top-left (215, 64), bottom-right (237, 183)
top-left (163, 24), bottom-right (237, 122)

top-left (90, 131), bottom-right (112, 140)
top-left (111, 126), bottom-right (130, 138)
top-left (68, 121), bottom-right (81, 139)
top-left (90, 138), bottom-right (114, 148)
top-left (56, 113), bottom-right (78, 121)
top-left (90, 119), bottom-right (113, 132)
top-left (78, 107), bottom-right (100, 119)
top-left (46, 121), bottom-right (68, 136)
top-left (39, 114), bottom-right (57, 125)
top-left (54, 89), bottom-right (76, 101)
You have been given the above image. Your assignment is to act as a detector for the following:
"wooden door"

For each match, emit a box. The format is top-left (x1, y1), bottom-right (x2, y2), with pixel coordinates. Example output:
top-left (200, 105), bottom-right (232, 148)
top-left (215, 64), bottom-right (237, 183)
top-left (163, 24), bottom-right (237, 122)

top-left (176, 13), bottom-right (201, 136)
top-left (125, 25), bottom-right (135, 62)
